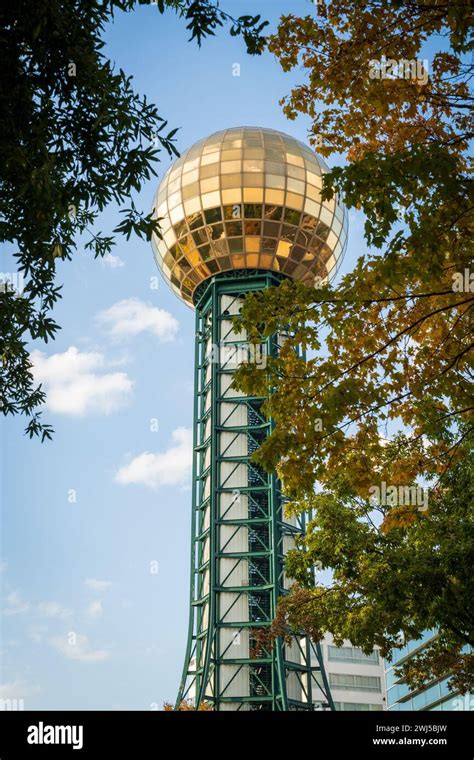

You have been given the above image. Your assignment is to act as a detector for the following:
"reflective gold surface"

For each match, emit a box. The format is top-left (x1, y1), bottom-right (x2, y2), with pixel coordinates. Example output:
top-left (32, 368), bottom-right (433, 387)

top-left (152, 127), bottom-right (348, 306)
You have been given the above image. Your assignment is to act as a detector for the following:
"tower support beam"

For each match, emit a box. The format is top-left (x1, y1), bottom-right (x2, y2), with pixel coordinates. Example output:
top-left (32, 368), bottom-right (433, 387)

top-left (176, 270), bottom-right (334, 712)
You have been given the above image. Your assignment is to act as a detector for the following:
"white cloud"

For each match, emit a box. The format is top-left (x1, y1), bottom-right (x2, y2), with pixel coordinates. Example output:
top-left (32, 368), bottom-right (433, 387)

top-left (86, 600), bottom-right (103, 619)
top-left (31, 346), bottom-right (134, 416)
top-left (3, 591), bottom-right (29, 617)
top-left (84, 579), bottom-right (111, 594)
top-left (115, 427), bottom-right (192, 489)
top-left (51, 634), bottom-right (109, 663)
top-left (101, 253), bottom-right (125, 269)
top-left (37, 601), bottom-right (71, 620)
top-left (97, 298), bottom-right (178, 342)
top-left (28, 625), bottom-right (48, 644)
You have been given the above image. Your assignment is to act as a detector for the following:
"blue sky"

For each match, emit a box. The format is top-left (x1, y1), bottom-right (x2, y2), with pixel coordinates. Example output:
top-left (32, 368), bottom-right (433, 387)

top-left (1, 0), bottom-right (371, 709)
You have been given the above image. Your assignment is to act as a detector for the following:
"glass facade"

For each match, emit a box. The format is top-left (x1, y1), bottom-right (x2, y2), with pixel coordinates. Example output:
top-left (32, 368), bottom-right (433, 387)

top-left (385, 631), bottom-right (469, 711)
top-left (152, 127), bottom-right (348, 306)
top-left (334, 702), bottom-right (383, 711)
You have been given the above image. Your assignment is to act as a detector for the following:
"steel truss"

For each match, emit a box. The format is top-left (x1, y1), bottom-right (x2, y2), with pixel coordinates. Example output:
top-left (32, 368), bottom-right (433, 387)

top-left (176, 270), bottom-right (334, 711)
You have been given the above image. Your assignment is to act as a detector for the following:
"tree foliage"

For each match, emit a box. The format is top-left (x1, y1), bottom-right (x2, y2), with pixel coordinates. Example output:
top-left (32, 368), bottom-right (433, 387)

top-left (268, 460), bottom-right (473, 695)
top-left (163, 699), bottom-right (212, 710)
top-left (0, 0), bottom-right (267, 439)
top-left (235, 0), bottom-right (473, 691)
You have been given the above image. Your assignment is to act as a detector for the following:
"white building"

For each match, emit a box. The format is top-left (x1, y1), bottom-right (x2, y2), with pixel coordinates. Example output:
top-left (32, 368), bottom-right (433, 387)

top-left (313, 633), bottom-right (387, 711)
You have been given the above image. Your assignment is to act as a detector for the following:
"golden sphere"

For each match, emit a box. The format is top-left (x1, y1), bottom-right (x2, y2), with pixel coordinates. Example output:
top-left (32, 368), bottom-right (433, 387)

top-left (151, 126), bottom-right (348, 307)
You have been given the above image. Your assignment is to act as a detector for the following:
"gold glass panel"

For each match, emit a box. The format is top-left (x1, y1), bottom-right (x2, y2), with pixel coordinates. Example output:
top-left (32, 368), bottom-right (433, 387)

top-left (286, 153), bottom-right (305, 167)
top-left (202, 141), bottom-right (222, 154)
top-left (221, 149), bottom-right (242, 161)
top-left (164, 252), bottom-right (174, 269)
top-left (202, 191), bottom-right (221, 209)
top-left (263, 221), bottom-right (280, 236)
top-left (243, 174), bottom-right (263, 187)
top-left (265, 149), bottom-right (285, 161)
top-left (304, 199), bottom-right (320, 217)
top-left (246, 253), bottom-right (259, 267)
top-left (320, 206), bottom-right (333, 226)
top-left (243, 188), bottom-right (264, 203)
top-left (152, 126), bottom-right (347, 306)
top-left (232, 254), bottom-right (246, 268)
top-left (182, 170), bottom-right (199, 186)
top-left (245, 237), bottom-right (260, 252)
top-left (225, 221), bottom-right (243, 237)
top-left (243, 160), bottom-right (264, 173)
top-left (221, 160), bottom-right (241, 174)
top-left (221, 174), bottom-right (242, 189)
top-left (323, 198), bottom-right (336, 212)
top-left (183, 157), bottom-right (200, 172)
top-left (164, 228), bottom-right (176, 247)
top-left (287, 178), bottom-right (305, 194)
top-left (229, 238), bottom-right (243, 253)
top-left (200, 177), bottom-right (219, 193)
top-left (184, 197), bottom-right (201, 215)
top-left (277, 240), bottom-right (291, 258)
top-left (156, 189), bottom-right (168, 205)
top-left (260, 253), bottom-right (274, 268)
top-left (266, 161), bottom-right (286, 175)
top-left (214, 240), bottom-right (229, 257)
top-left (245, 220), bottom-right (261, 235)
top-left (285, 192), bottom-right (304, 210)
top-left (168, 177), bottom-right (181, 194)
top-left (201, 151), bottom-right (220, 165)
top-left (222, 139), bottom-right (242, 149)
top-left (200, 164), bottom-right (220, 180)
top-left (222, 189), bottom-right (242, 204)
top-left (266, 174), bottom-right (285, 189)
top-left (265, 189), bottom-right (285, 205)
top-left (210, 223), bottom-right (224, 240)
top-left (288, 165), bottom-right (305, 180)
top-left (326, 230), bottom-right (338, 250)
top-left (307, 171), bottom-right (322, 187)
top-left (170, 205), bottom-right (185, 225)
top-left (306, 185), bottom-right (321, 202)
top-left (182, 183), bottom-right (200, 200)
top-left (243, 148), bottom-right (265, 159)
top-left (218, 254), bottom-right (231, 268)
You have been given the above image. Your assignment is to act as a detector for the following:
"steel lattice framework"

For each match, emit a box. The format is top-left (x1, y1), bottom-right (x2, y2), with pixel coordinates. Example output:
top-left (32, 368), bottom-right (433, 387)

top-left (176, 270), bottom-right (334, 711)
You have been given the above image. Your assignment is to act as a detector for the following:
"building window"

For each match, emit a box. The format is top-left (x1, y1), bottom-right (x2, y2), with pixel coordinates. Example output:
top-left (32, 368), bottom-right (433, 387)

top-left (330, 673), bottom-right (382, 693)
top-left (328, 645), bottom-right (379, 665)
top-left (334, 702), bottom-right (383, 711)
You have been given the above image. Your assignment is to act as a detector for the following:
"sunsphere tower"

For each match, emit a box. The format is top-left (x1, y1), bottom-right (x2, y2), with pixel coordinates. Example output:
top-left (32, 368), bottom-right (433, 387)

top-left (151, 127), bottom-right (348, 711)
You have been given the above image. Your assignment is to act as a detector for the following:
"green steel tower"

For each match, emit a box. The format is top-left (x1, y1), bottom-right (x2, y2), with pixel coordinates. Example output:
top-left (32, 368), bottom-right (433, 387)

top-left (151, 127), bottom-right (348, 711)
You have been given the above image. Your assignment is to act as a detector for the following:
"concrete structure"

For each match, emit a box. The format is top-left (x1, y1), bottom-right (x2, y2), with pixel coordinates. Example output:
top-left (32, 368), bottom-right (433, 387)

top-left (151, 126), bottom-right (348, 710)
top-left (312, 634), bottom-right (386, 711)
